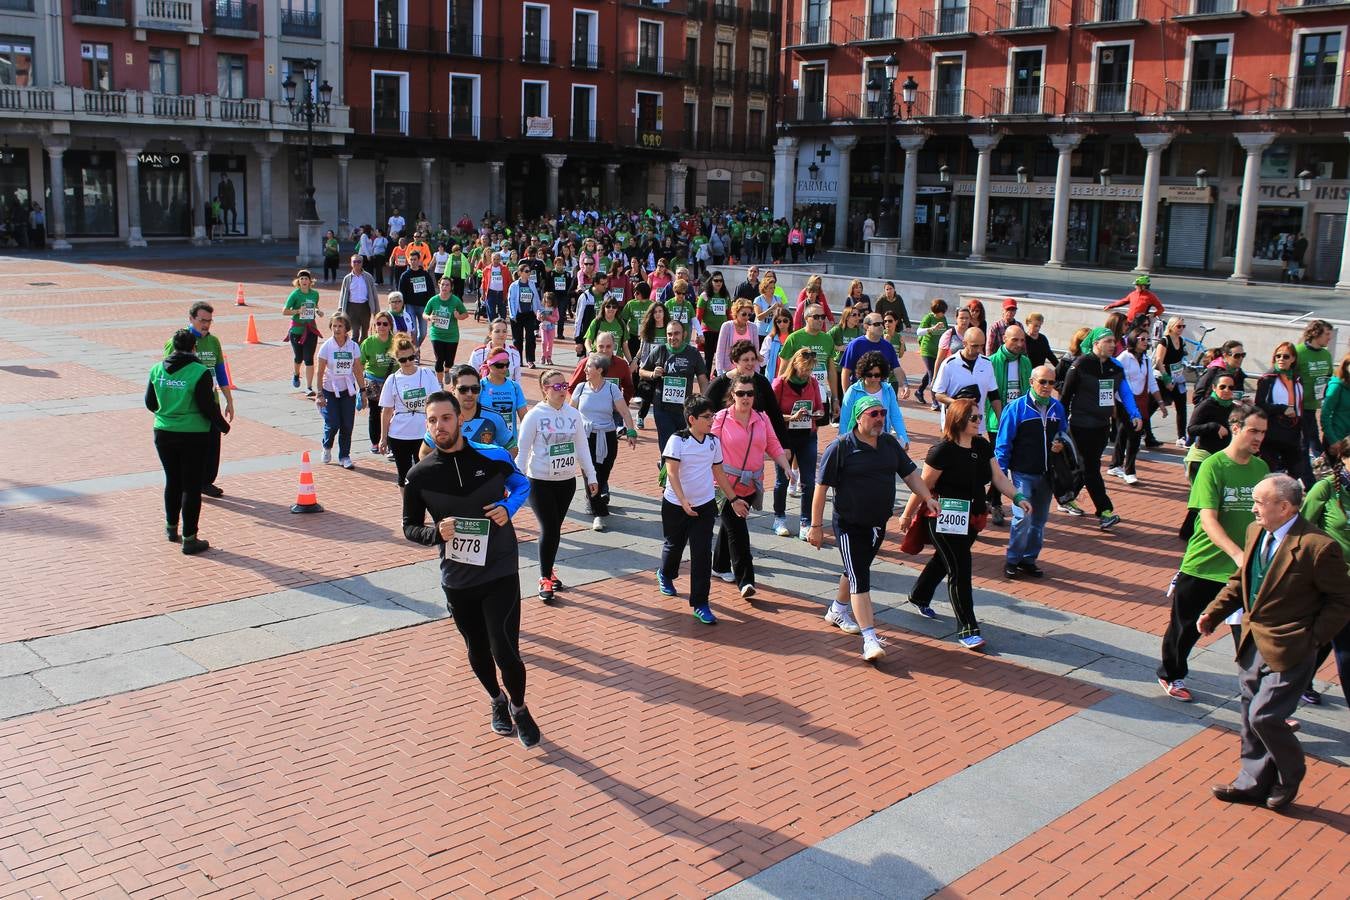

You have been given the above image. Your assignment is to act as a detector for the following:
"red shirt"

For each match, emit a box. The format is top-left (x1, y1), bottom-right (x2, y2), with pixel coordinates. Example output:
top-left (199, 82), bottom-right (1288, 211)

top-left (1105, 288), bottom-right (1164, 321)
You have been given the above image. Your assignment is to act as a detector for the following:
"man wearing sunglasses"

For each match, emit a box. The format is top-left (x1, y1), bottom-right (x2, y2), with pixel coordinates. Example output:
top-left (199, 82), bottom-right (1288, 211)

top-left (995, 364), bottom-right (1067, 579)
top-left (840, 313), bottom-right (904, 395)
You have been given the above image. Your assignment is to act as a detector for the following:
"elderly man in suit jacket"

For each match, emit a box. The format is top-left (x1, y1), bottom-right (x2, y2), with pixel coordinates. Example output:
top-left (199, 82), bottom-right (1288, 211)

top-left (1198, 473), bottom-right (1350, 810)
top-left (338, 254), bottom-right (381, 343)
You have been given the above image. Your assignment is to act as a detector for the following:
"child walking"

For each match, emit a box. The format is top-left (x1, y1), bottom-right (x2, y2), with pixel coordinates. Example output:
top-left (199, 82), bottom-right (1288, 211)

top-left (539, 292), bottom-right (559, 365)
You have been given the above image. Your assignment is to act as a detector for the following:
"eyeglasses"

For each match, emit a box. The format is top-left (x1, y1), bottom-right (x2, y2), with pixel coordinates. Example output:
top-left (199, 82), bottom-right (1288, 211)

top-left (397, 354), bottom-right (416, 363)
top-left (694, 413), bottom-right (714, 420)
top-left (545, 382), bottom-right (568, 392)
top-left (733, 390), bottom-right (755, 398)
top-left (456, 384), bottom-right (481, 394)
top-left (864, 320), bottom-right (883, 327)
top-left (807, 314), bottom-right (825, 320)
top-left (966, 414), bottom-right (984, 424)
top-left (1229, 352), bottom-right (1246, 359)
top-left (862, 409), bottom-right (886, 419)
top-left (1033, 378), bottom-right (1054, 386)
top-left (491, 362), bottom-right (509, 369)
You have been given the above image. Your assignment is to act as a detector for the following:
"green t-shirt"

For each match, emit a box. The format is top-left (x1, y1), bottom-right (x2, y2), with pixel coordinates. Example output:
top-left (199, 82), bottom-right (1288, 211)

top-left (698, 293), bottom-right (730, 335)
top-left (1180, 451), bottom-right (1270, 583)
top-left (1302, 477), bottom-right (1350, 566)
top-left (918, 313), bottom-right (947, 358)
top-left (586, 316), bottom-right (627, 348)
top-left (778, 329), bottom-right (836, 391)
top-left (360, 334), bottom-right (397, 379)
top-left (424, 294), bottom-right (467, 342)
top-left (622, 299), bottom-right (653, 336)
top-left (1295, 342), bottom-right (1332, 410)
top-left (828, 324), bottom-right (861, 352)
top-left (163, 332), bottom-right (223, 386)
top-left (283, 288), bottom-right (320, 336)
top-left (324, 237), bottom-right (340, 257)
top-left (770, 226), bottom-right (787, 244)
top-left (664, 298), bottom-right (696, 327)
top-left (442, 252), bottom-right (470, 279)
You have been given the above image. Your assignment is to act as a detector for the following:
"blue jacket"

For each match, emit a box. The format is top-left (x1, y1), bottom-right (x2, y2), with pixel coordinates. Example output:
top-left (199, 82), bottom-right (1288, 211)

top-left (995, 393), bottom-right (1068, 475)
top-left (840, 381), bottom-right (909, 446)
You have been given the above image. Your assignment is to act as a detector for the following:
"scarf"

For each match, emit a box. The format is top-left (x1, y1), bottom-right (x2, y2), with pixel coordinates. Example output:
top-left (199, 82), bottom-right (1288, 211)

top-left (988, 345), bottom-right (1031, 431)
top-left (1211, 391), bottom-right (1233, 408)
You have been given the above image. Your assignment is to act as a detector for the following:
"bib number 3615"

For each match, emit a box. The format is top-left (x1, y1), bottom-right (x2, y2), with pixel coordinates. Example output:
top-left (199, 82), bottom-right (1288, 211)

top-left (447, 517), bottom-right (490, 566)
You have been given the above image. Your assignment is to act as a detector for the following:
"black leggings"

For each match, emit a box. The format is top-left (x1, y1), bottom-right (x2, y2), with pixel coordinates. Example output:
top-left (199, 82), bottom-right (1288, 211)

top-left (528, 477), bottom-right (576, 578)
top-left (586, 431), bottom-right (619, 516)
top-left (444, 573), bottom-right (526, 707)
top-left (1157, 572), bottom-right (1225, 682)
top-left (1070, 423), bottom-right (1113, 515)
top-left (388, 436), bottom-right (423, 487)
top-left (911, 521), bottom-right (979, 637)
top-left (918, 355), bottom-right (937, 397)
top-left (430, 340), bottom-right (458, 377)
top-left (713, 495), bottom-right (756, 588)
top-left (154, 429), bottom-right (207, 537)
top-left (513, 311), bottom-right (539, 364)
top-left (290, 330), bottom-right (317, 365)
top-left (323, 255), bottom-right (339, 281)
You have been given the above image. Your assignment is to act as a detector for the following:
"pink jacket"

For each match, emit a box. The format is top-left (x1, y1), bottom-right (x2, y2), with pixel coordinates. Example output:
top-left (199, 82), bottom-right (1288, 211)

top-left (711, 408), bottom-right (783, 497)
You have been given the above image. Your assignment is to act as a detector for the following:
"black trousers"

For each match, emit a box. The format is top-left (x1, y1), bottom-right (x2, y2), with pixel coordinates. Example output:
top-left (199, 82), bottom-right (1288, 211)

top-left (203, 426), bottom-right (222, 487)
top-left (912, 521), bottom-right (979, 637)
top-left (513, 311), bottom-right (539, 364)
top-left (528, 477), bottom-right (575, 578)
top-left (1179, 459), bottom-right (1203, 541)
top-left (430, 339), bottom-right (459, 376)
top-left (1110, 415), bottom-right (1143, 474)
top-left (367, 397), bottom-right (383, 448)
top-left (660, 498), bottom-right (716, 608)
top-left (388, 436), bottom-right (423, 487)
top-left (1070, 423), bottom-right (1113, 515)
top-left (154, 429), bottom-right (207, 537)
top-left (713, 495), bottom-right (756, 588)
top-left (586, 431), bottom-right (618, 516)
top-left (1157, 572), bottom-right (1225, 682)
top-left (444, 574), bottom-right (526, 707)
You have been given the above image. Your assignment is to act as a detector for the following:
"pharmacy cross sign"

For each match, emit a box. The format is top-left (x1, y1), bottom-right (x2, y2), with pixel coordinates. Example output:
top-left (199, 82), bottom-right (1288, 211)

top-left (816, 144), bottom-right (832, 164)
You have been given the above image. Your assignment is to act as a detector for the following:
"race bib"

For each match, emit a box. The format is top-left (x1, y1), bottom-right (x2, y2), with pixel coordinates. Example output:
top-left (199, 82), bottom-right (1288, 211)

top-left (1316, 375), bottom-right (1329, 398)
top-left (662, 376), bottom-right (687, 405)
top-left (518, 290), bottom-right (533, 308)
top-left (554, 276), bottom-right (567, 291)
top-left (608, 290), bottom-right (625, 305)
top-left (1097, 378), bottom-right (1114, 407)
top-left (411, 277), bottom-right (428, 294)
top-left (936, 498), bottom-right (971, 535)
top-left (489, 272), bottom-right (503, 291)
top-left (711, 301), bottom-right (726, 316)
top-left (1005, 386), bottom-right (1021, 402)
top-left (1168, 363), bottom-right (1186, 385)
top-left (401, 386), bottom-right (427, 413)
top-left (548, 441), bottom-right (576, 475)
top-left (432, 315), bottom-right (450, 330)
top-left (333, 351), bottom-right (354, 376)
top-left (789, 399), bottom-right (813, 429)
top-left (813, 363), bottom-right (829, 396)
top-left (299, 305), bottom-right (316, 321)
top-left (447, 518), bottom-right (490, 566)
top-left (670, 306), bottom-right (689, 323)
top-left (1231, 389), bottom-right (1245, 401)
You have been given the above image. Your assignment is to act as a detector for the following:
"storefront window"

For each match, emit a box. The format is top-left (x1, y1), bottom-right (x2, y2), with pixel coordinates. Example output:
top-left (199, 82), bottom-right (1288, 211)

top-left (1259, 144), bottom-right (1293, 179)
top-left (1098, 201), bottom-right (1140, 266)
top-left (59, 150), bottom-right (117, 237)
top-left (1222, 204), bottom-right (1304, 261)
top-left (1, 148), bottom-right (31, 247)
top-left (209, 154), bottom-right (246, 236)
top-left (138, 152), bottom-right (191, 237)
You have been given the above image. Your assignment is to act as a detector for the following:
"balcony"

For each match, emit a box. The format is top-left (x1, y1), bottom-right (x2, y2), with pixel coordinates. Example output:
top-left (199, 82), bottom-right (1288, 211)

top-left (619, 122), bottom-right (677, 150)
top-left (746, 70), bottom-right (770, 92)
top-left (748, 5), bottom-right (775, 29)
top-left (918, 6), bottom-right (975, 40)
top-left (713, 1), bottom-right (739, 24)
top-left (781, 95), bottom-right (853, 124)
top-left (521, 38), bottom-right (554, 65)
top-left (916, 87), bottom-right (983, 117)
top-left (0, 86), bottom-right (56, 112)
top-left (789, 18), bottom-right (841, 47)
top-left (517, 116), bottom-right (603, 142)
top-left (71, 0), bottom-right (125, 22)
top-left (1070, 80), bottom-right (1160, 115)
top-left (136, 0), bottom-right (200, 32)
top-left (209, 0), bottom-right (257, 34)
top-left (684, 62), bottom-right (711, 85)
top-left (1278, 0), bottom-right (1350, 12)
top-left (1164, 78), bottom-right (1249, 113)
top-left (687, 0), bottom-right (708, 16)
top-left (712, 67), bottom-right (740, 90)
top-left (849, 12), bottom-right (896, 41)
top-left (990, 84), bottom-right (1063, 116)
top-left (1082, 0), bottom-right (1144, 28)
top-left (1173, 0), bottom-right (1248, 21)
top-left (279, 7), bottom-right (321, 39)
top-left (345, 21), bottom-right (500, 57)
top-left (845, 91), bottom-right (886, 118)
top-left (619, 52), bottom-right (683, 78)
top-left (448, 28), bottom-right (501, 58)
top-left (353, 108), bottom-right (501, 140)
top-left (994, 0), bottom-right (1054, 32)
top-left (0, 85), bottom-right (350, 131)
top-left (1268, 74), bottom-right (1346, 112)
top-left (571, 44), bottom-right (604, 70)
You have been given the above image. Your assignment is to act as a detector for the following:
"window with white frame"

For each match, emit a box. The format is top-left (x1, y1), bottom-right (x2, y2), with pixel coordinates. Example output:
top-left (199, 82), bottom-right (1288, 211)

top-left (371, 71), bottom-right (409, 134)
top-left (800, 63), bottom-right (826, 120)
top-left (1186, 37), bottom-right (1230, 111)
top-left (448, 0), bottom-right (481, 55)
top-left (523, 4), bottom-right (550, 63)
top-left (571, 84), bottom-right (597, 140)
top-left (573, 9), bottom-right (599, 68)
top-left (522, 79), bottom-right (549, 135)
top-left (933, 53), bottom-right (964, 115)
top-left (1009, 48), bottom-right (1043, 113)
top-left (449, 73), bottom-right (480, 137)
top-left (149, 47), bottom-right (180, 95)
top-left (1292, 31), bottom-right (1342, 109)
top-left (868, 0), bottom-right (894, 39)
top-left (637, 20), bottom-right (663, 72)
top-left (0, 38), bottom-right (33, 87)
top-left (1093, 43), bottom-right (1131, 112)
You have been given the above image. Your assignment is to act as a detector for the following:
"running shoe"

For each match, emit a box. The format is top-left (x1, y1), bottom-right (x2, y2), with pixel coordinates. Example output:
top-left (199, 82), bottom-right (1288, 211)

top-left (1175, 438), bottom-right (1188, 449)
top-left (1017, 561), bottom-right (1045, 578)
top-left (913, 392), bottom-right (926, 405)
top-left (862, 634), bottom-right (887, 662)
top-left (1004, 563), bottom-right (1020, 578)
top-left (550, 572), bottom-right (566, 590)
top-left (916, 605), bottom-right (939, 620)
top-left (306, 388), bottom-right (316, 398)
top-left (1099, 511), bottom-right (1121, 530)
top-left (740, 584), bottom-right (757, 600)
top-left (788, 482), bottom-right (802, 498)
top-left (1123, 473), bottom-right (1139, 485)
top-left (637, 417), bottom-right (647, 430)
top-left (370, 444), bottom-right (381, 455)
top-left (1144, 438), bottom-right (1163, 449)
top-left (692, 605), bottom-right (717, 624)
top-left (1106, 466), bottom-right (1126, 478)
top-left (201, 484), bottom-right (224, 498)
top-left (339, 457), bottom-right (354, 470)
top-left (292, 374), bottom-right (301, 388)
top-left (511, 706), bottom-right (541, 748)
top-left (321, 447), bottom-right (332, 464)
top-left (656, 570), bottom-right (676, 596)
top-left (990, 505), bottom-right (1006, 527)
top-left (1159, 678), bottom-right (1193, 702)
top-left (491, 696), bottom-right (514, 735)
top-left (166, 526), bottom-right (180, 543)
top-left (958, 634), bottom-right (987, 651)
top-left (181, 537), bottom-right (210, 555)
top-left (538, 577), bottom-right (555, 604)
top-left (592, 516), bottom-right (605, 532)
top-left (1302, 687), bottom-right (1322, 706)
top-left (824, 606), bottom-right (861, 634)
top-left (798, 525), bottom-right (812, 542)
top-left (1058, 500), bottom-right (1086, 516)
top-left (930, 402), bottom-right (941, 412)
top-left (713, 569), bottom-right (735, 583)
top-left (772, 517), bottom-right (791, 537)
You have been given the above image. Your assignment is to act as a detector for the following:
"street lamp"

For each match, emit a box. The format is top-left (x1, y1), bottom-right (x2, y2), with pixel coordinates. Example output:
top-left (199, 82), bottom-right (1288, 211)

top-left (1194, 168), bottom-right (1209, 188)
top-left (1098, 168), bottom-right (1112, 187)
top-left (865, 54), bottom-right (919, 239)
top-left (283, 58), bottom-right (333, 222)
top-left (1016, 165), bottom-right (1029, 184)
top-left (1297, 169), bottom-right (1314, 192)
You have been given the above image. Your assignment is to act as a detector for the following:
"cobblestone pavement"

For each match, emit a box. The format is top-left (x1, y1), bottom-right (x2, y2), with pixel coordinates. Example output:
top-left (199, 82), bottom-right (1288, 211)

top-left (0, 252), bottom-right (1345, 898)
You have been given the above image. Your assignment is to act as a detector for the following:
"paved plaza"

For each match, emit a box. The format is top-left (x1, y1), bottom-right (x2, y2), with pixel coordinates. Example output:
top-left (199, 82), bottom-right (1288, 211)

top-left (0, 248), bottom-right (1346, 898)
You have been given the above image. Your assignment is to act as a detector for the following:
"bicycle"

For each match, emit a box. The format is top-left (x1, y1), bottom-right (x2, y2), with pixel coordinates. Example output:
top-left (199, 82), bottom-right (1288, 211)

top-left (1180, 325), bottom-right (1217, 378)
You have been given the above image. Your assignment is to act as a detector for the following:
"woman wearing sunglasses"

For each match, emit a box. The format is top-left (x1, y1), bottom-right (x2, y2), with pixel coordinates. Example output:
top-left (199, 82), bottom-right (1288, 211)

top-left (360, 311), bottom-right (398, 455)
top-left (839, 351), bottom-right (910, 448)
top-left (760, 309), bottom-right (795, 383)
top-left (378, 331), bottom-right (441, 486)
top-left (900, 398), bottom-right (1029, 651)
top-left (518, 369), bottom-right (599, 604)
top-left (1255, 342), bottom-right (1306, 478)
top-left (480, 350), bottom-right (529, 453)
top-left (1178, 372), bottom-right (1239, 541)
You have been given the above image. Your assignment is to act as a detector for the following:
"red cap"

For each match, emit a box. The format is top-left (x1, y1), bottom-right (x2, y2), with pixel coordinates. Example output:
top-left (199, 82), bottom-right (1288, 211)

top-left (1002, 298), bottom-right (1019, 310)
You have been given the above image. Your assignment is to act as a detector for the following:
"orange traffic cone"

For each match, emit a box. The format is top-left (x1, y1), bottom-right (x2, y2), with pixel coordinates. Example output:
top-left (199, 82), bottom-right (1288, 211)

top-left (235, 283), bottom-right (247, 306)
top-left (245, 313), bottom-right (260, 344)
top-left (290, 451), bottom-right (323, 514)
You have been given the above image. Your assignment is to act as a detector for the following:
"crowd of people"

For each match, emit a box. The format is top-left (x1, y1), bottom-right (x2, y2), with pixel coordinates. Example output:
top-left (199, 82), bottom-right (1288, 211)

top-left (146, 214), bottom-right (1349, 800)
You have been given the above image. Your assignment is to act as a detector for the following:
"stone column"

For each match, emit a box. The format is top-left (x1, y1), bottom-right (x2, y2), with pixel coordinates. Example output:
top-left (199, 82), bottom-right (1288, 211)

top-left (190, 149), bottom-right (209, 246)
top-left (1339, 133), bottom-right (1350, 291)
top-left (830, 135), bottom-right (857, 248)
top-left (1229, 133), bottom-right (1277, 284)
top-left (772, 136), bottom-right (799, 220)
top-left (967, 133), bottom-right (1001, 261)
top-left (543, 154), bottom-right (566, 215)
top-left (420, 157), bottom-right (434, 222)
top-left (121, 146), bottom-right (147, 248)
top-left (604, 163), bottom-right (620, 208)
top-left (257, 144), bottom-right (277, 243)
top-left (1045, 133), bottom-right (1083, 268)
top-left (898, 134), bottom-right (927, 256)
top-left (45, 141), bottom-right (71, 250)
top-left (487, 161), bottom-right (503, 216)
top-left (1134, 133), bottom-right (1174, 274)
top-left (667, 162), bottom-right (688, 213)
top-left (335, 154), bottom-right (352, 230)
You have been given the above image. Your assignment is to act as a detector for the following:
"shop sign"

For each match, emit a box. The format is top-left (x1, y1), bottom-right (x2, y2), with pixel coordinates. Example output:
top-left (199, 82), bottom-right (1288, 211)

top-left (952, 180), bottom-right (1213, 204)
top-left (639, 130), bottom-right (664, 148)
top-left (1218, 180), bottom-right (1350, 205)
top-left (137, 153), bottom-right (184, 169)
top-left (796, 142), bottom-right (839, 204)
top-left (525, 116), bottom-right (554, 138)
top-left (916, 185), bottom-right (949, 195)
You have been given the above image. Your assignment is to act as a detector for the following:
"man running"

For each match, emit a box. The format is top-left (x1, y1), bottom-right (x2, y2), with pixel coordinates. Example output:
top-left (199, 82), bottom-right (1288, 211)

top-left (809, 395), bottom-right (939, 663)
top-left (402, 391), bottom-right (540, 747)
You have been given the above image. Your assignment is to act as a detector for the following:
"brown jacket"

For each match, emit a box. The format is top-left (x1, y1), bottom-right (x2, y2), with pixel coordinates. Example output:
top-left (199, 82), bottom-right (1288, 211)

top-left (1200, 516), bottom-right (1350, 672)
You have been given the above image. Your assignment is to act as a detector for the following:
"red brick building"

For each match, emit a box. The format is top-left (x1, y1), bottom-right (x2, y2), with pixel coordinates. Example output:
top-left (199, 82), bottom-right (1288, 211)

top-left (775, 0), bottom-right (1350, 284)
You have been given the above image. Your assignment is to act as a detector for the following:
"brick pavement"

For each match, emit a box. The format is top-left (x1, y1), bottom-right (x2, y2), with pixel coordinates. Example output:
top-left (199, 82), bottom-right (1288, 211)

top-left (0, 574), bottom-right (1105, 898)
top-left (939, 725), bottom-right (1350, 898)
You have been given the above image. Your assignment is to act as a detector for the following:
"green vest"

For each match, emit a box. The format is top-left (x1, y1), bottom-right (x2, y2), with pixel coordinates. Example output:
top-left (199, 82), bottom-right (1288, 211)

top-left (150, 361), bottom-right (211, 432)
top-left (1248, 531), bottom-right (1275, 610)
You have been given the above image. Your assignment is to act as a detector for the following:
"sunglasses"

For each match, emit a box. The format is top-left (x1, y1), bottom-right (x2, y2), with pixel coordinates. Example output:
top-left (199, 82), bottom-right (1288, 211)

top-left (712, 278), bottom-right (724, 282)
top-left (807, 314), bottom-right (825, 320)
top-left (1274, 353), bottom-right (1294, 359)
top-left (1033, 378), bottom-right (1054, 385)
top-left (545, 382), bottom-right (568, 392)
top-left (967, 414), bottom-right (984, 424)
top-left (733, 390), bottom-right (755, 398)
top-left (1229, 352), bottom-right (1246, 358)
top-left (1215, 384), bottom-right (1235, 391)
top-left (456, 384), bottom-right (481, 394)
top-left (863, 371), bottom-right (882, 379)
top-left (397, 354), bottom-right (416, 363)
top-left (864, 320), bottom-right (883, 327)
top-left (738, 311), bottom-right (752, 317)
top-left (862, 409), bottom-right (886, 419)
top-left (491, 362), bottom-right (509, 369)
top-left (376, 321), bottom-right (391, 327)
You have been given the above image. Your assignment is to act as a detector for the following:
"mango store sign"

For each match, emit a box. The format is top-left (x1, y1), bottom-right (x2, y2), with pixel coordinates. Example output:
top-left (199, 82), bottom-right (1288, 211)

top-left (796, 142), bottom-right (839, 204)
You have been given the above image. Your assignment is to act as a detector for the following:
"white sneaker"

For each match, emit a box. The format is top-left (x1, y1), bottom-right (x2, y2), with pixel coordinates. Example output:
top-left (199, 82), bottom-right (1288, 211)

top-left (1175, 437), bottom-right (1188, 449)
top-left (713, 570), bottom-right (735, 583)
top-left (321, 447), bottom-right (332, 464)
top-left (788, 482), bottom-right (802, 498)
top-left (798, 525), bottom-right (811, 542)
top-left (772, 517), bottom-right (791, 537)
top-left (1123, 473), bottom-right (1139, 485)
top-left (592, 516), bottom-right (605, 532)
top-left (339, 456), bottom-right (354, 470)
top-left (862, 634), bottom-right (887, 662)
top-left (824, 606), bottom-right (862, 635)
top-left (1106, 466), bottom-right (1125, 478)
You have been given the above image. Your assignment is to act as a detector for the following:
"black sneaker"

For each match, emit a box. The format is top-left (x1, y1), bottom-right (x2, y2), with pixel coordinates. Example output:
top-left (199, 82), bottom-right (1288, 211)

top-left (990, 505), bottom-right (1006, 527)
top-left (166, 526), bottom-right (180, 543)
top-left (512, 705), bottom-right (541, 748)
top-left (537, 577), bottom-right (555, 604)
top-left (1302, 687), bottom-right (1322, 706)
top-left (491, 696), bottom-right (514, 736)
top-left (181, 537), bottom-right (210, 555)
top-left (1017, 561), bottom-right (1045, 578)
top-left (201, 484), bottom-right (224, 498)
top-left (1004, 563), bottom-right (1019, 578)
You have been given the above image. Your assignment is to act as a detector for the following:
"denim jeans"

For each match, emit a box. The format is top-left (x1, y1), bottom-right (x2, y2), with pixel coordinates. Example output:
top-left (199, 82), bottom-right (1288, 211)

top-left (1007, 471), bottom-right (1052, 564)
top-left (773, 431), bottom-right (818, 525)
top-left (653, 407), bottom-right (683, 464)
top-left (321, 389), bottom-right (356, 458)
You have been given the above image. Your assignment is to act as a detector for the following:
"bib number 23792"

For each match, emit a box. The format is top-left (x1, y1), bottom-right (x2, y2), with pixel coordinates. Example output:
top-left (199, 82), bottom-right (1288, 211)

top-left (662, 376), bottom-right (686, 405)
top-left (936, 498), bottom-right (971, 535)
top-left (447, 518), bottom-right (490, 566)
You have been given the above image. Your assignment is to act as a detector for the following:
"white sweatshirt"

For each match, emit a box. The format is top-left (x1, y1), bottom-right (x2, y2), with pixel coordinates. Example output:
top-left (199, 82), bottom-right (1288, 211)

top-left (516, 401), bottom-right (598, 483)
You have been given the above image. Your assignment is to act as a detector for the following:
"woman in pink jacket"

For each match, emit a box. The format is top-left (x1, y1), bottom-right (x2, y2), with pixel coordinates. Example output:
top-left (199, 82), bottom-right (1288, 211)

top-left (792, 275), bottom-right (838, 330)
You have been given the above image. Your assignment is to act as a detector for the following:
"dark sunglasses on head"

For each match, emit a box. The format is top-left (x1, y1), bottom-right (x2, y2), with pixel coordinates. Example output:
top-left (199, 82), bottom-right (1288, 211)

top-left (456, 384), bottom-right (481, 394)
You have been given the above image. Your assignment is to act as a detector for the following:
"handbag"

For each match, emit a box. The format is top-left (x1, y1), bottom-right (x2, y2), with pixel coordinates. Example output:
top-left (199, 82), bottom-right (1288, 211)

top-left (718, 409), bottom-right (765, 511)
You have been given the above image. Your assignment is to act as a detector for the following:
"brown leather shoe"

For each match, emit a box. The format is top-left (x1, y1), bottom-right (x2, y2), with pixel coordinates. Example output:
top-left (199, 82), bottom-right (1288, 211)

top-left (1265, 782), bottom-right (1299, 811)
top-left (1211, 783), bottom-right (1268, 805)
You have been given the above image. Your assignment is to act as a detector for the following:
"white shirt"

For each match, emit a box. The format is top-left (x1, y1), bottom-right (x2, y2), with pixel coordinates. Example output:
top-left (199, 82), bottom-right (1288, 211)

top-left (1115, 350), bottom-right (1158, 396)
top-left (388, 215), bottom-right (405, 235)
top-left (517, 401), bottom-right (597, 483)
top-left (932, 352), bottom-right (997, 403)
top-left (468, 344), bottom-right (523, 383)
top-left (317, 337), bottom-right (362, 394)
top-left (662, 432), bottom-right (723, 507)
top-left (379, 367), bottom-right (441, 440)
top-left (348, 274), bottom-right (369, 303)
